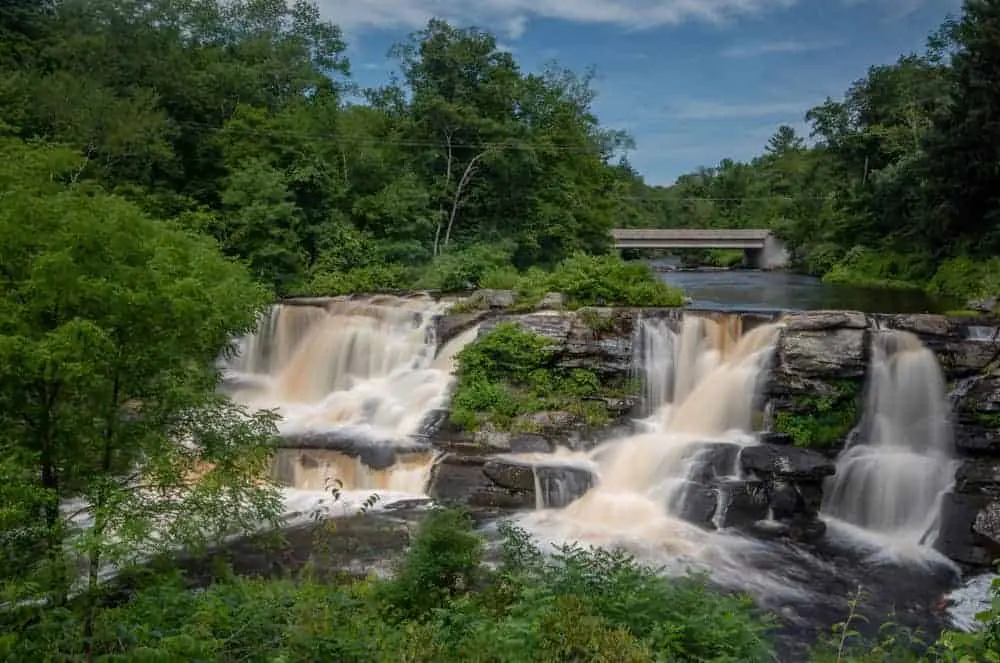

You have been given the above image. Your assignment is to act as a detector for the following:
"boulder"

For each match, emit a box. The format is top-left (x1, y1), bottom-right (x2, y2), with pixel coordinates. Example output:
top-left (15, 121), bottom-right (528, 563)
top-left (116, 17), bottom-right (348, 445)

top-left (670, 482), bottom-right (719, 527)
top-left (934, 491), bottom-right (1000, 567)
top-left (769, 327), bottom-right (866, 398)
top-left (716, 479), bottom-right (770, 529)
top-left (536, 291), bottom-right (567, 310)
top-left (277, 431), bottom-right (430, 470)
top-left (427, 453), bottom-right (596, 511)
top-left (739, 444), bottom-right (837, 482)
top-left (427, 454), bottom-right (533, 509)
top-left (434, 309), bottom-right (495, 346)
top-left (954, 372), bottom-right (1000, 455)
top-left (782, 310), bottom-right (867, 331)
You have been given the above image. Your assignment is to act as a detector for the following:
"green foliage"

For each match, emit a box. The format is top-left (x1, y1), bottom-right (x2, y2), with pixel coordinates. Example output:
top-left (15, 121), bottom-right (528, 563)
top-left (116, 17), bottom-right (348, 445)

top-left (822, 246), bottom-right (931, 291)
top-left (416, 244), bottom-right (516, 292)
top-left (928, 256), bottom-right (1000, 304)
top-left (544, 253), bottom-right (684, 307)
top-left (619, 2), bottom-right (1000, 304)
top-left (0, 1), bottom-right (644, 297)
top-left (449, 323), bottom-right (609, 430)
top-left (773, 380), bottom-right (861, 450)
top-left (2, 509), bottom-right (775, 662)
top-left (0, 137), bottom-right (282, 620)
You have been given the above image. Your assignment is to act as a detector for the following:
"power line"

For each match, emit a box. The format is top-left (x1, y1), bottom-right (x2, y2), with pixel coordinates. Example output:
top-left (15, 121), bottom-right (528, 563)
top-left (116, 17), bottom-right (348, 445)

top-left (167, 119), bottom-right (791, 160)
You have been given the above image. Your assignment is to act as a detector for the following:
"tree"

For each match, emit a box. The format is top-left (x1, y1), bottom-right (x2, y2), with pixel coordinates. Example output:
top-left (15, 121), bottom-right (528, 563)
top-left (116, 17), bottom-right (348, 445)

top-left (0, 139), bottom-right (282, 632)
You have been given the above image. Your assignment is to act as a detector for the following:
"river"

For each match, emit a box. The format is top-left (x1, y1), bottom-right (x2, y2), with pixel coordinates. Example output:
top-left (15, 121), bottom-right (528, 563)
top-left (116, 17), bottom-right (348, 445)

top-left (654, 264), bottom-right (958, 313)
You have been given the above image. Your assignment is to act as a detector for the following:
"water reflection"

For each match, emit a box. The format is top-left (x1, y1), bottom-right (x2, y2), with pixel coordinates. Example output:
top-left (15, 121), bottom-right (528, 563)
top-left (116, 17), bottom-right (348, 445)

top-left (657, 266), bottom-right (958, 314)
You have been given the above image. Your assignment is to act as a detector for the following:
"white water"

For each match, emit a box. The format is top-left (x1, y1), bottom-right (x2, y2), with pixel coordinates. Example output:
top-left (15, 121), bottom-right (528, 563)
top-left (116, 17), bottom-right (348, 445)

top-left (822, 330), bottom-right (959, 555)
top-left (218, 295), bottom-right (479, 503)
top-left (223, 296), bottom-right (458, 441)
top-left (518, 314), bottom-right (807, 598)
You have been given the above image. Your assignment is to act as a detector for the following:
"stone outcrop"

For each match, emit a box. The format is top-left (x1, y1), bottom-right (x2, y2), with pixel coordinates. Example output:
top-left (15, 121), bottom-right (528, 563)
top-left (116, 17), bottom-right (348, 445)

top-left (427, 453), bottom-right (596, 510)
top-left (423, 293), bottom-right (1000, 566)
top-left (668, 441), bottom-right (834, 542)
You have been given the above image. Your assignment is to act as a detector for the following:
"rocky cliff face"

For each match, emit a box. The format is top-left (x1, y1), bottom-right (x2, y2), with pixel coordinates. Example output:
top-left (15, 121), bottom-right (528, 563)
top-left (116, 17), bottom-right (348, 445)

top-left (426, 295), bottom-right (1000, 567)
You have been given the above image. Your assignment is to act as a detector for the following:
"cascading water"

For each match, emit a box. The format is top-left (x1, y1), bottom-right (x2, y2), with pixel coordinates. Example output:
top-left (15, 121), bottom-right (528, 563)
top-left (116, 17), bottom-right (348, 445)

top-left (221, 295), bottom-right (474, 498)
top-left (518, 313), bottom-right (812, 599)
top-left (822, 329), bottom-right (959, 548)
top-left (223, 297), bottom-right (456, 440)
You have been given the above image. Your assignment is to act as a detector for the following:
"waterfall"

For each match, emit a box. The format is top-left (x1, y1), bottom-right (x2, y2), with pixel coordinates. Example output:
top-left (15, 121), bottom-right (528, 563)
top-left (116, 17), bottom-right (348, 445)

top-left (822, 330), bottom-right (959, 545)
top-left (223, 297), bottom-right (456, 440)
top-left (590, 315), bottom-right (780, 503)
top-left (220, 295), bottom-right (473, 495)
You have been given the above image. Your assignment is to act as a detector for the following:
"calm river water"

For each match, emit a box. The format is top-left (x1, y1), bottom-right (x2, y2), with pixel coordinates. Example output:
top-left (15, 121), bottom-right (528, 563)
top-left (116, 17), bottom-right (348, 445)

top-left (656, 266), bottom-right (958, 313)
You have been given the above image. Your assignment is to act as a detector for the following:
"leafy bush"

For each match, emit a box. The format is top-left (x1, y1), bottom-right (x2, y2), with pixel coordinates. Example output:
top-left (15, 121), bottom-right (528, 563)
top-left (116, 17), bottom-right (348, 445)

top-left (416, 244), bottom-right (516, 292)
top-left (544, 253), bottom-right (684, 307)
top-left (308, 263), bottom-right (411, 295)
top-left (822, 246), bottom-right (932, 291)
top-left (928, 256), bottom-right (1000, 304)
top-left (448, 323), bottom-right (606, 429)
top-left (4, 507), bottom-right (779, 662)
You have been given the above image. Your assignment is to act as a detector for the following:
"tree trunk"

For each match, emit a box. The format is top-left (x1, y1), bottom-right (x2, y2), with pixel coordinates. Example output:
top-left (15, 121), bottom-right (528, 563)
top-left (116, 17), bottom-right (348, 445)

top-left (443, 149), bottom-right (491, 251)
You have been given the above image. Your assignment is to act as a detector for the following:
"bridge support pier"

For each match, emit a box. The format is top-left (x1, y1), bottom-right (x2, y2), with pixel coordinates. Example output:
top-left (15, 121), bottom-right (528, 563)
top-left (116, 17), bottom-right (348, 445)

top-left (743, 235), bottom-right (790, 270)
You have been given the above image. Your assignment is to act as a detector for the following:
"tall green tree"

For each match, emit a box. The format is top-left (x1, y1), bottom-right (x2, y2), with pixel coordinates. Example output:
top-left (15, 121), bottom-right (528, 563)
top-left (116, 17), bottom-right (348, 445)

top-left (0, 139), bottom-right (282, 625)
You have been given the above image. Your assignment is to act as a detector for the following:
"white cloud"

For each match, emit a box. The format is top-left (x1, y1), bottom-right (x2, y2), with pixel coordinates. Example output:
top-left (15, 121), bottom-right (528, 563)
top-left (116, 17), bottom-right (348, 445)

top-left (720, 39), bottom-right (843, 58)
top-left (662, 99), bottom-right (811, 120)
top-left (317, 0), bottom-right (798, 38)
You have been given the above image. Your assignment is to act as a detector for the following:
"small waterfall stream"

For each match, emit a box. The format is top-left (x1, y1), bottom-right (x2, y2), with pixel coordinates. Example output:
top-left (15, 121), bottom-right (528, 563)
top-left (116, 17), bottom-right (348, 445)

top-left (822, 329), bottom-right (959, 548)
top-left (220, 296), bottom-right (475, 499)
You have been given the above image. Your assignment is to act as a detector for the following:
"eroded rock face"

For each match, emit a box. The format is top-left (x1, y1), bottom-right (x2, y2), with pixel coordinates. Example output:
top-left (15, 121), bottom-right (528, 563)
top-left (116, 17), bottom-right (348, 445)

top-left (769, 325), bottom-right (866, 397)
top-left (427, 453), bottom-right (596, 510)
top-left (278, 431), bottom-right (431, 470)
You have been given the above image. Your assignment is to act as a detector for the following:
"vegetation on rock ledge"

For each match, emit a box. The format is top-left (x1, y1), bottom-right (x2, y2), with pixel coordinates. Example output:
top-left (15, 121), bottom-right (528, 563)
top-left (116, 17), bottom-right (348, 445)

top-left (449, 323), bottom-right (629, 432)
top-left (773, 379), bottom-right (862, 451)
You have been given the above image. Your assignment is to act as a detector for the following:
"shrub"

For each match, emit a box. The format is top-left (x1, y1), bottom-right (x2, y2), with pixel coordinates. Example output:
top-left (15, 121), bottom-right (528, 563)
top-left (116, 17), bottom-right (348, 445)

top-left (928, 256), bottom-right (1000, 304)
top-left (544, 253), bottom-right (684, 307)
top-left (416, 244), bottom-right (515, 292)
top-left (822, 246), bottom-right (931, 291)
top-left (448, 323), bottom-right (605, 429)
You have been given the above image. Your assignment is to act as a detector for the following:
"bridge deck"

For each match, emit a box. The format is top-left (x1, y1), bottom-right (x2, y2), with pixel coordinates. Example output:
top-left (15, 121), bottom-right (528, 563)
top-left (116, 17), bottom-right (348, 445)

top-left (611, 228), bottom-right (771, 249)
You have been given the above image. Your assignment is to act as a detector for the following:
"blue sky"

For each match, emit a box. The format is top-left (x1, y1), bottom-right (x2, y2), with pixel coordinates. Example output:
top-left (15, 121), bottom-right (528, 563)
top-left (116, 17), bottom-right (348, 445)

top-left (320, 0), bottom-right (962, 184)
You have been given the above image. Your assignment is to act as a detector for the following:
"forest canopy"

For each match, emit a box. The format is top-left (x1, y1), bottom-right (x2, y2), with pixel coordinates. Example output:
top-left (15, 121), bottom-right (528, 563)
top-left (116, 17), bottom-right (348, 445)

top-left (620, 0), bottom-right (1000, 303)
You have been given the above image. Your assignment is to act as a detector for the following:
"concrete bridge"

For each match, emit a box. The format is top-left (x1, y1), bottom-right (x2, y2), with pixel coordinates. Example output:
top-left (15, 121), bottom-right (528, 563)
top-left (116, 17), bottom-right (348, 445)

top-left (611, 228), bottom-right (789, 270)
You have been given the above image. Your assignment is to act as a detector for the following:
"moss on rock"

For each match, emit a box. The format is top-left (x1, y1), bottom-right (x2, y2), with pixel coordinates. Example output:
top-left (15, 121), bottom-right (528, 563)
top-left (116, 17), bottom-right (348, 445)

top-left (773, 379), bottom-right (862, 451)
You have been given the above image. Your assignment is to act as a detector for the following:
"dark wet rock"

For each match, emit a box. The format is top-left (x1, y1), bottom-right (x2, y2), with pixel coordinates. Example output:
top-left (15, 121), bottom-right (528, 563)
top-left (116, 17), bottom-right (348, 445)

top-left (954, 460), bottom-right (1000, 497)
top-left (278, 431), bottom-right (430, 470)
top-left (483, 459), bottom-right (536, 492)
top-left (758, 431), bottom-right (794, 446)
top-left (683, 442), bottom-right (743, 483)
top-left (670, 482), bottom-right (718, 527)
top-left (434, 309), bottom-right (495, 347)
top-left (716, 479), bottom-right (769, 529)
top-left (739, 444), bottom-right (836, 482)
top-left (953, 372), bottom-right (1000, 455)
top-left (935, 491), bottom-right (1000, 567)
top-left (876, 313), bottom-right (1000, 378)
top-left (427, 453), bottom-right (595, 511)
top-left (535, 464), bottom-right (596, 508)
top-left (416, 408), bottom-right (450, 438)
top-left (427, 454), bottom-right (532, 509)
top-left (484, 458), bottom-right (595, 508)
